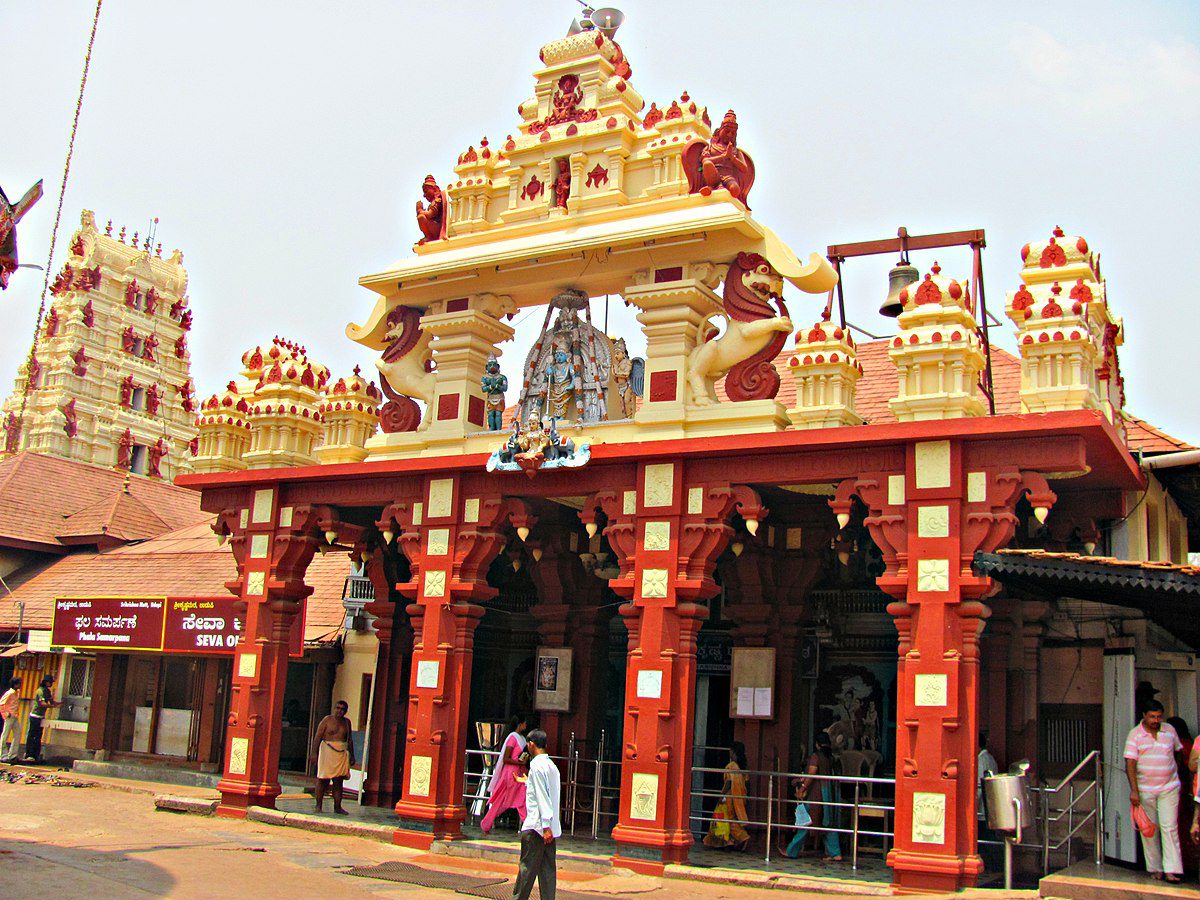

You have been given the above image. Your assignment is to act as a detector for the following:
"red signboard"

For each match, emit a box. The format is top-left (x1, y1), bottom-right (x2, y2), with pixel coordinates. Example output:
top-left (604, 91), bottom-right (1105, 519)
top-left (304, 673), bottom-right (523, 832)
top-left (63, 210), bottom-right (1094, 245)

top-left (163, 597), bottom-right (243, 654)
top-left (53, 595), bottom-right (307, 657)
top-left (52, 597), bottom-right (166, 651)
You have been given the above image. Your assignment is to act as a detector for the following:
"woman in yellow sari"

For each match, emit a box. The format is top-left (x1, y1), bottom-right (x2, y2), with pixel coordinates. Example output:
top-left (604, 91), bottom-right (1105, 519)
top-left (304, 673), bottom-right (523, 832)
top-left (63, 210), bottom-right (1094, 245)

top-left (704, 741), bottom-right (750, 850)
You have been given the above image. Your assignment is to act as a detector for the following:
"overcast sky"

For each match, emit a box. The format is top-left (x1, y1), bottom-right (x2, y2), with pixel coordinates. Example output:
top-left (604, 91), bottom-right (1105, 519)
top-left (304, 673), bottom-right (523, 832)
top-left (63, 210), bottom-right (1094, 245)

top-left (4, 1), bottom-right (1198, 441)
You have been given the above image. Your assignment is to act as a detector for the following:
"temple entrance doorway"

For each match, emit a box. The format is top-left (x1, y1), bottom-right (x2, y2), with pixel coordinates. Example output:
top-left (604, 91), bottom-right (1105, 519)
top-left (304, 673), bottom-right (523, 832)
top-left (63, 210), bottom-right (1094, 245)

top-left (464, 497), bottom-right (624, 839)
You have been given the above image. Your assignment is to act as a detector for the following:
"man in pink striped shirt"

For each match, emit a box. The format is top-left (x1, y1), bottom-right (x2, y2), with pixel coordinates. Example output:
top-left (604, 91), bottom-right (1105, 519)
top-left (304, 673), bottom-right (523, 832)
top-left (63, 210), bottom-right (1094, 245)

top-left (1125, 700), bottom-right (1183, 882)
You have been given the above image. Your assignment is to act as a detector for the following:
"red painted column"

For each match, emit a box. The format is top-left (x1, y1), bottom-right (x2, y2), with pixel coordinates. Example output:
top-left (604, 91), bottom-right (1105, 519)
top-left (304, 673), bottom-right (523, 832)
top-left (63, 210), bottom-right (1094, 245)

top-left (389, 477), bottom-right (521, 848)
top-left (585, 468), bottom-right (763, 874)
top-left (85, 653), bottom-right (115, 753)
top-left (726, 546), bottom-right (773, 773)
top-left (362, 521), bottom-right (412, 807)
top-left (214, 493), bottom-right (322, 816)
top-left (847, 445), bottom-right (1053, 892)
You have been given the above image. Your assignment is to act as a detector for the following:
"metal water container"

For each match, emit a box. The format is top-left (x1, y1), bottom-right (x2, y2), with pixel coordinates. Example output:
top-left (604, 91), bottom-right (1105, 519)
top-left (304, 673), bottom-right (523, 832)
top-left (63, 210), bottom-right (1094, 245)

top-left (984, 766), bottom-right (1034, 832)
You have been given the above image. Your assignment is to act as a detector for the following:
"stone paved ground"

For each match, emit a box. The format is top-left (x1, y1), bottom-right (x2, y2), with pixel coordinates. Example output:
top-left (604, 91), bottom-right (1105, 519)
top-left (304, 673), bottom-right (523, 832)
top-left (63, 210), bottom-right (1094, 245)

top-left (0, 771), bottom-right (875, 898)
top-left (0, 767), bottom-right (1037, 898)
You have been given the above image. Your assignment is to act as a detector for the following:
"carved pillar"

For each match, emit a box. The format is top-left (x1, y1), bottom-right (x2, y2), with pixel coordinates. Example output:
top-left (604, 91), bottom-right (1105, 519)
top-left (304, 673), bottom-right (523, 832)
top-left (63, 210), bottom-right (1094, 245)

top-left (422, 297), bottom-right (515, 443)
top-left (764, 528), bottom-right (826, 770)
top-left (980, 599), bottom-right (1015, 769)
top-left (725, 543), bottom-right (774, 772)
top-left (529, 532), bottom-right (607, 750)
top-left (623, 266), bottom-right (724, 424)
top-left (1011, 600), bottom-right (1049, 776)
top-left (584, 464), bottom-right (763, 874)
top-left (391, 476), bottom-right (522, 848)
top-left (214, 493), bottom-right (325, 816)
top-left (362, 514), bottom-right (412, 807)
top-left (847, 443), bottom-right (1054, 892)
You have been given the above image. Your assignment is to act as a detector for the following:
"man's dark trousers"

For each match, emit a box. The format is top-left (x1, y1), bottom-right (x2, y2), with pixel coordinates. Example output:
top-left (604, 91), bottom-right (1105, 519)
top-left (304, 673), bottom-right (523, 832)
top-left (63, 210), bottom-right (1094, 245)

top-left (25, 716), bottom-right (44, 761)
top-left (512, 829), bottom-right (556, 900)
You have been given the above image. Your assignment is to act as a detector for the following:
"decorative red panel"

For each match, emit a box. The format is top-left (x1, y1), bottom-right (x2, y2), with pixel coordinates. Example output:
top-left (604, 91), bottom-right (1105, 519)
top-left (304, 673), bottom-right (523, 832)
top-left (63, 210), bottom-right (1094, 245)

top-left (467, 394), bottom-right (485, 427)
top-left (446, 298), bottom-right (469, 313)
top-left (648, 370), bottom-right (678, 403)
top-left (437, 393), bottom-right (460, 421)
top-left (654, 267), bottom-right (683, 283)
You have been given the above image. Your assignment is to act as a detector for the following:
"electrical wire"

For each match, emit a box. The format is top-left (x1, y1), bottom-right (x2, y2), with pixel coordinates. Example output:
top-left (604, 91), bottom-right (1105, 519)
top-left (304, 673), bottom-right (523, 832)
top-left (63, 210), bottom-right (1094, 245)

top-left (13, 0), bottom-right (104, 446)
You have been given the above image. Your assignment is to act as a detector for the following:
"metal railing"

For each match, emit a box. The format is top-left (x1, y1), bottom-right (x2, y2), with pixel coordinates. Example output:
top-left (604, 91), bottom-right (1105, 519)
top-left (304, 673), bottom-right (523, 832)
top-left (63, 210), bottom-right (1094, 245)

top-left (1037, 751), bottom-right (1104, 874)
top-left (462, 731), bottom-right (622, 839)
top-left (461, 740), bottom-right (1102, 879)
top-left (690, 764), bottom-right (896, 870)
top-left (978, 751), bottom-right (1104, 876)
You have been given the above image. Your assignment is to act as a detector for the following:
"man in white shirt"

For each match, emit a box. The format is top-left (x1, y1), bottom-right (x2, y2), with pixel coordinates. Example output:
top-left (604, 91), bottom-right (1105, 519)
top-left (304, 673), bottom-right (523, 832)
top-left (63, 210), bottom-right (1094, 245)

top-left (0, 677), bottom-right (21, 762)
top-left (513, 728), bottom-right (560, 900)
top-left (1124, 700), bottom-right (1183, 883)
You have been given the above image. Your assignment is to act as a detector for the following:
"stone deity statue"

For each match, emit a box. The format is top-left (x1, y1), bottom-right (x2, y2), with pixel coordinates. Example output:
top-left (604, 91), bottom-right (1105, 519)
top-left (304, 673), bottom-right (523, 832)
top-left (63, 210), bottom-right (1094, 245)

top-left (415, 175), bottom-right (448, 244)
top-left (553, 159), bottom-right (571, 209)
top-left (546, 342), bottom-right (580, 419)
top-left (517, 289), bottom-right (611, 425)
top-left (480, 354), bottom-right (508, 431)
top-left (611, 337), bottom-right (637, 419)
top-left (683, 110), bottom-right (756, 208)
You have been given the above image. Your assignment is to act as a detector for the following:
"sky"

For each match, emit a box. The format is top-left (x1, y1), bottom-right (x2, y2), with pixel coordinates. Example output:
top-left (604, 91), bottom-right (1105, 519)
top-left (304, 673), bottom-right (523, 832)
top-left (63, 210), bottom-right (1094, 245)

top-left (3, 1), bottom-right (1199, 441)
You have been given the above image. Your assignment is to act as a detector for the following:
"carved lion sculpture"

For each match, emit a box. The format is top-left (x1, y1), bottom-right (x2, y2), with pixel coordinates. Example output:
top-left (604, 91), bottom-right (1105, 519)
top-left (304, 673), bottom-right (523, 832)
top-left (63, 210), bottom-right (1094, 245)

top-left (686, 252), bottom-right (792, 405)
top-left (376, 305), bottom-right (435, 432)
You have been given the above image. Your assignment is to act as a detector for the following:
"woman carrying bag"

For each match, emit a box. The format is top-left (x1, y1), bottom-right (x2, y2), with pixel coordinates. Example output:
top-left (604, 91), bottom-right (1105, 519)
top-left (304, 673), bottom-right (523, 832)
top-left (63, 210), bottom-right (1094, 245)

top-left (704, 742), bottom-right (751, 851)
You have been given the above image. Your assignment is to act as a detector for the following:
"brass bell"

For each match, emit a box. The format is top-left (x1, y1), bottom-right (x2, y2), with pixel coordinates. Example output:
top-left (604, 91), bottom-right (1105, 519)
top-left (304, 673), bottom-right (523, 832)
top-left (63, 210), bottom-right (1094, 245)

top-left (880, 260), bottom-right (919, 317)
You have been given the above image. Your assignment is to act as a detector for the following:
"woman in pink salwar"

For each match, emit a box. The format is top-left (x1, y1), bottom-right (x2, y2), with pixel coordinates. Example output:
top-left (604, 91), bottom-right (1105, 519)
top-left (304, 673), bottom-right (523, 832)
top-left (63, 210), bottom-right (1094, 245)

top-left (480, 714), bottom-right (529, 834)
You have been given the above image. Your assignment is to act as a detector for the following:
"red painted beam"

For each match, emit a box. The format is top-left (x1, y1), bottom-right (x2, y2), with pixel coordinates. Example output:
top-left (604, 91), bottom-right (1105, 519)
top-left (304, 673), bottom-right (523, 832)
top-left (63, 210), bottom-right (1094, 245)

top-left (175, 409), bottom-right (1143, 498)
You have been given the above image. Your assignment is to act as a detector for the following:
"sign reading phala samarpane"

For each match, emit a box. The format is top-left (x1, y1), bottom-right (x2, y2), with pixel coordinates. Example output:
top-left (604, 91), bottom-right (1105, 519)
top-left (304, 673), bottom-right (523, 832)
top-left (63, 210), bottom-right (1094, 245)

top-left (52, 597), bottom-right (166, 650)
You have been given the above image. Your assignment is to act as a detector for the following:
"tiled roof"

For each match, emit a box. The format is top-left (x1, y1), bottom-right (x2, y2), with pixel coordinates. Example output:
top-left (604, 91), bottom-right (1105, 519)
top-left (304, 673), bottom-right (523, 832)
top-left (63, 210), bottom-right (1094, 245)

top-left (975, 548), bottom-right (1200, 649)
top-left (1124, 414), bottom-right (1197, 454)
top-left (0, 452), bottom-right (208, 549)
top-left (0, 518), bottom-right (352, 643)
top-left (991, 547), bottom-right (1200, 577)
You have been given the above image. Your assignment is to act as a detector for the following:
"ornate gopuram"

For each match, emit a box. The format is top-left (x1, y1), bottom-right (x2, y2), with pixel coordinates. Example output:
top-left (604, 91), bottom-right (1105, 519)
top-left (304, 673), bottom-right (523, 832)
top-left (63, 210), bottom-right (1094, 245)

top-left (178, 17), bottom-right (1145, 893)
top-left (2, 210), bottom-right (197, 476)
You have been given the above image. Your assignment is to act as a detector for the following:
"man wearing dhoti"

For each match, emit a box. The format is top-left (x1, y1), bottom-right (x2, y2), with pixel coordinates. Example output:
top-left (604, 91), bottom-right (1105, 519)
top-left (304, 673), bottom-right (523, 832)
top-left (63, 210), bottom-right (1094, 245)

top-left (313, 700), bottom-right (355, 815)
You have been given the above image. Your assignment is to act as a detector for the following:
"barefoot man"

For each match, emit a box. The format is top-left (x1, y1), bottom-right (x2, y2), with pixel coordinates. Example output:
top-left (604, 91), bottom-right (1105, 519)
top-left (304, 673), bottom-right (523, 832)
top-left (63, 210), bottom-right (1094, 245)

top-left (313, 700), bottom-right (355, 815)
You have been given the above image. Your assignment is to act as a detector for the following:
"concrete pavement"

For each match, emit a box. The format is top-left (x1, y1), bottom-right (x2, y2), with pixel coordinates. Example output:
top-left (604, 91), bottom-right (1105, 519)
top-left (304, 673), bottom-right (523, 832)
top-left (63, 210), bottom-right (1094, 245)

top-left (0, 771), bottom-right (858, 898)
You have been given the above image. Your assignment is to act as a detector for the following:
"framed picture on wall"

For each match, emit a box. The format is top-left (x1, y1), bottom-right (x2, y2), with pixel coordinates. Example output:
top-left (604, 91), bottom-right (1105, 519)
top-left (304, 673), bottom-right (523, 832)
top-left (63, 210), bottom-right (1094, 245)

top-left (534, 647), bottom-right (572, 712)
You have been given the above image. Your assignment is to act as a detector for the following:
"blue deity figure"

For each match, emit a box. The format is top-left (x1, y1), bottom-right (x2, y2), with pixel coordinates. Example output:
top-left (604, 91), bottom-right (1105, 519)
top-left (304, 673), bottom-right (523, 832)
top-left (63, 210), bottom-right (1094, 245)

top-left (480, 353), bottom-right (508, 431)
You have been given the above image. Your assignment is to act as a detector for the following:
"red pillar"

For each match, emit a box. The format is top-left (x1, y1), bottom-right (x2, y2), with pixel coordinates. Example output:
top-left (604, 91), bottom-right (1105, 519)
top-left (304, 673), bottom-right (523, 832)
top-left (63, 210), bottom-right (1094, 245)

top-left (585, 468), bottom-right (764, 874)
top-left (845, 446), bottom-right (1055, 892)
top-left (362, 521), bottom-right (412, 807)
top-left (85, 653), bottom-right (115, 753)
top-left (726, 545), bottom-right (773, 773)
top-left (389, 478), bottom-right (522, 849)
top-left (214, 494), bottom-right (324, 816)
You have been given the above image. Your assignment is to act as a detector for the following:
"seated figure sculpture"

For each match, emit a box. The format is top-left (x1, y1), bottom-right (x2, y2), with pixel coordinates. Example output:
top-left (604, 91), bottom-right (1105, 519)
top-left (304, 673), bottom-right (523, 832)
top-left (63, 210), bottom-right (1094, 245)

top-left (415, 175), bottom-right (448, 244)
top-left (490, 413), bottom-right (584, 477)
top-left (682, 110), bottom-right (755, 209)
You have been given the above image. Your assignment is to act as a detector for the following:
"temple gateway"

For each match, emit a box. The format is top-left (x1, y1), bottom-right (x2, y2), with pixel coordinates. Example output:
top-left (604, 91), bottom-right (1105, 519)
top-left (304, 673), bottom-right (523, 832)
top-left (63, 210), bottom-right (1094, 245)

top-left (135, 12), bottom-right (1200, 896)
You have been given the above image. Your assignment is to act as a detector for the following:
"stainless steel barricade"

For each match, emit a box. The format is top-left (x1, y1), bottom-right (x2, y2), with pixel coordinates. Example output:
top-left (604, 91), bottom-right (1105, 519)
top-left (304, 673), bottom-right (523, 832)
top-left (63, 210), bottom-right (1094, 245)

top-left (689, 763), bottom-right (896, 869)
